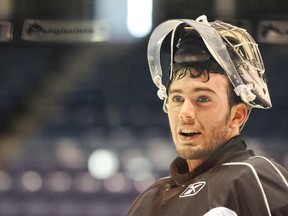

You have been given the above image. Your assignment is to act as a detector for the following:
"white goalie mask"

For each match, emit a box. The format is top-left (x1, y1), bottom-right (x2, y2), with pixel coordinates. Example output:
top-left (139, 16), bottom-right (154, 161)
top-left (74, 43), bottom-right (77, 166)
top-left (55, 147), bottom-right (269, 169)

top-left (147, 15), bottom-right (272, 112)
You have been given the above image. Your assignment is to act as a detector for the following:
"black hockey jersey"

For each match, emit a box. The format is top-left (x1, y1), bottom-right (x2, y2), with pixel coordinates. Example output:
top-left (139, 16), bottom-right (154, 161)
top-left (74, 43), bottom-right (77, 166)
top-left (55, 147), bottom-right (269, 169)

top-left (127, 136), bottom-right (288, 216)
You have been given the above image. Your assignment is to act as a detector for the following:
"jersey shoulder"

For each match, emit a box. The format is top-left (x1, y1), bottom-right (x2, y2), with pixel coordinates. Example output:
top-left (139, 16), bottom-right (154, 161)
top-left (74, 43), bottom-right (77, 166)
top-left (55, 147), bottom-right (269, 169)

top-left (222, 155), bottom-right (288, 184)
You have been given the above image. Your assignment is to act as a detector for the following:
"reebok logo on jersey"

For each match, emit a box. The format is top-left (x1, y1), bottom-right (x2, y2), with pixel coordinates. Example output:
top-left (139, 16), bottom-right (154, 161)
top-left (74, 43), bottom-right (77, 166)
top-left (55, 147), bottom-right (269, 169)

top-left (179, 181), bottom-right (206, 198)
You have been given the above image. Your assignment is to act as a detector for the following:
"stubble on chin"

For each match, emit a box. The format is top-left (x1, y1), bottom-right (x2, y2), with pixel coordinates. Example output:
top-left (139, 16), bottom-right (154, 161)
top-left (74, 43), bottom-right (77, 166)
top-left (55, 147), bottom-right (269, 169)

top-left (175, 124), bottom-right (229, 160)
top-left (176, 144), bottom-right (215, 160)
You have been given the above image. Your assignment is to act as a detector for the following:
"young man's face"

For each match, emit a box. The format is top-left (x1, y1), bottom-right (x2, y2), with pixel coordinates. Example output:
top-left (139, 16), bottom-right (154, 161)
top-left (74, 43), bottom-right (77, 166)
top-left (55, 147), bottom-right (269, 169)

top-left (167, 69), bottom-right (238, 161)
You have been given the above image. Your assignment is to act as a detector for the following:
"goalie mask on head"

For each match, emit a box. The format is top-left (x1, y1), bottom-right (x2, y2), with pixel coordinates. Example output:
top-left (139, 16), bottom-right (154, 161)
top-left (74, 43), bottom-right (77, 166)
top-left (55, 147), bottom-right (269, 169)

top-left (147, 15), bottom-right (272, 112)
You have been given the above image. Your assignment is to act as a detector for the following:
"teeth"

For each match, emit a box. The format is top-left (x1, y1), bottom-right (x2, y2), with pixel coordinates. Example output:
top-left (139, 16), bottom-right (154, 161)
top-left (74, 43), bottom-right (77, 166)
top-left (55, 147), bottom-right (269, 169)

top-left (181, 129), bottom-right (199, 134)
top-left (180, 129), bottom-right (200, 137)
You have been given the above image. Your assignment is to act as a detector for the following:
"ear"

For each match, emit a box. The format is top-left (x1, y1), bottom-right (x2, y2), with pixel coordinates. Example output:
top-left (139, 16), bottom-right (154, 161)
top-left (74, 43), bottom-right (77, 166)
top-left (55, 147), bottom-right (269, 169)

top-left (229, 103), bottom-right (248, 130)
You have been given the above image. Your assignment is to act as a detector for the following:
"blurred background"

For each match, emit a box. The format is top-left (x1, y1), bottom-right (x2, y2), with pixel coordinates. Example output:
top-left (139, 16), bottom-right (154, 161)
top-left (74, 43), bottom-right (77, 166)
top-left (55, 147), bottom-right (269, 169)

top-left (0, 0), bottom-right (287, 215)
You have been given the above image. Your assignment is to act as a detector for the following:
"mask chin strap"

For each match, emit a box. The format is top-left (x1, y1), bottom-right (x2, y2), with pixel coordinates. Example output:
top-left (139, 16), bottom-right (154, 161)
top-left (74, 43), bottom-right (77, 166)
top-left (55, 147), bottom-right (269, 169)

top-left (234, 84), bottom-right (256, 105)
top-left (153, 74), bottom-right (167, 100)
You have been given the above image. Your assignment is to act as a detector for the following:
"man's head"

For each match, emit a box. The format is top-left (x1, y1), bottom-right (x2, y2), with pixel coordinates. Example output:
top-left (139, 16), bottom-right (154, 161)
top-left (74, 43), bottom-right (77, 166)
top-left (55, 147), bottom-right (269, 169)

top-left (147, 15), bottom-right (272, 162)
top-left (147, 15), bottom-right (272, 112)
top-left (166, 32), bottom-right (247, 160)
top-left (167, 68), bottom-right (248, 161)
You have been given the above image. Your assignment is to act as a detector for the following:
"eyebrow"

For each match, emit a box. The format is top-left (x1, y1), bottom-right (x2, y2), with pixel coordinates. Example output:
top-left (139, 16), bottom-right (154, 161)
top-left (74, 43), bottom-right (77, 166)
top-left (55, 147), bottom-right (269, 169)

top-left (169, 87), bottom-right (217, 95)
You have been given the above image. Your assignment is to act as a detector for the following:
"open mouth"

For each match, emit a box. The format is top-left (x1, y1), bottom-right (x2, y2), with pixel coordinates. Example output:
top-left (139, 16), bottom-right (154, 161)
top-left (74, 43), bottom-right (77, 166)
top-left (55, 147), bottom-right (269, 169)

top-left (180, 129), bottom-right (201, 137)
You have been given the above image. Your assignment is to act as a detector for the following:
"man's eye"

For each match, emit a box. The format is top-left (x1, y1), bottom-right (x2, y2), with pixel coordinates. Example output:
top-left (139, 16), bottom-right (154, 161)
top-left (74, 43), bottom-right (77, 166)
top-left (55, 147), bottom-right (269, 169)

top-left (197, 96), bottom-right (210, 102)
top-left (172, 95), bottom-right (183, 102)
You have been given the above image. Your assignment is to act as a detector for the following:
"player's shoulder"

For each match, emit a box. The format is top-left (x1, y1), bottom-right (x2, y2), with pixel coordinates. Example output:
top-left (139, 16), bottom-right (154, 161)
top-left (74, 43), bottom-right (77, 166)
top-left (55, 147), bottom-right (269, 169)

top-left (224, 155), bottom-right (285, 171)
top-left (222, 155), bottom-right (288, 183)
top-left (223, 155), bottom-right (279, 169)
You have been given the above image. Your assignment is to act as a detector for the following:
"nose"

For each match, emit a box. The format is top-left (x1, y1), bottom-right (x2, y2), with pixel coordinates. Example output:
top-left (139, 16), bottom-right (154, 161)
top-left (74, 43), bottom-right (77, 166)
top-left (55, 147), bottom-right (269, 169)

top-left (179, 99), bottom-right (196, 122)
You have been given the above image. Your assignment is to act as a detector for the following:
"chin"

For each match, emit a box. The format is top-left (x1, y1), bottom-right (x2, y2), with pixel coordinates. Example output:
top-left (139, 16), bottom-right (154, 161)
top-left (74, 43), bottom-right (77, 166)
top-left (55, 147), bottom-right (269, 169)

top-left (176, 147), bottom-right (213, 160)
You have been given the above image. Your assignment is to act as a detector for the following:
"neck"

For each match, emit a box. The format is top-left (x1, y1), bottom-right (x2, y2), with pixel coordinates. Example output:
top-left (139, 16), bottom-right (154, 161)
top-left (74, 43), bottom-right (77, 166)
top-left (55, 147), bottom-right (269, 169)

top-left (186, 158), bottom-right (208, 172)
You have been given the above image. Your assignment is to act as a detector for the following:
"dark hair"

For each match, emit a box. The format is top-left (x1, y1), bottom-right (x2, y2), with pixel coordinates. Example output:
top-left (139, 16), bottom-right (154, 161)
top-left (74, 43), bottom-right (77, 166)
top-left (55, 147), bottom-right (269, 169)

top-left (168, 65), bottom-right (242, 108)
